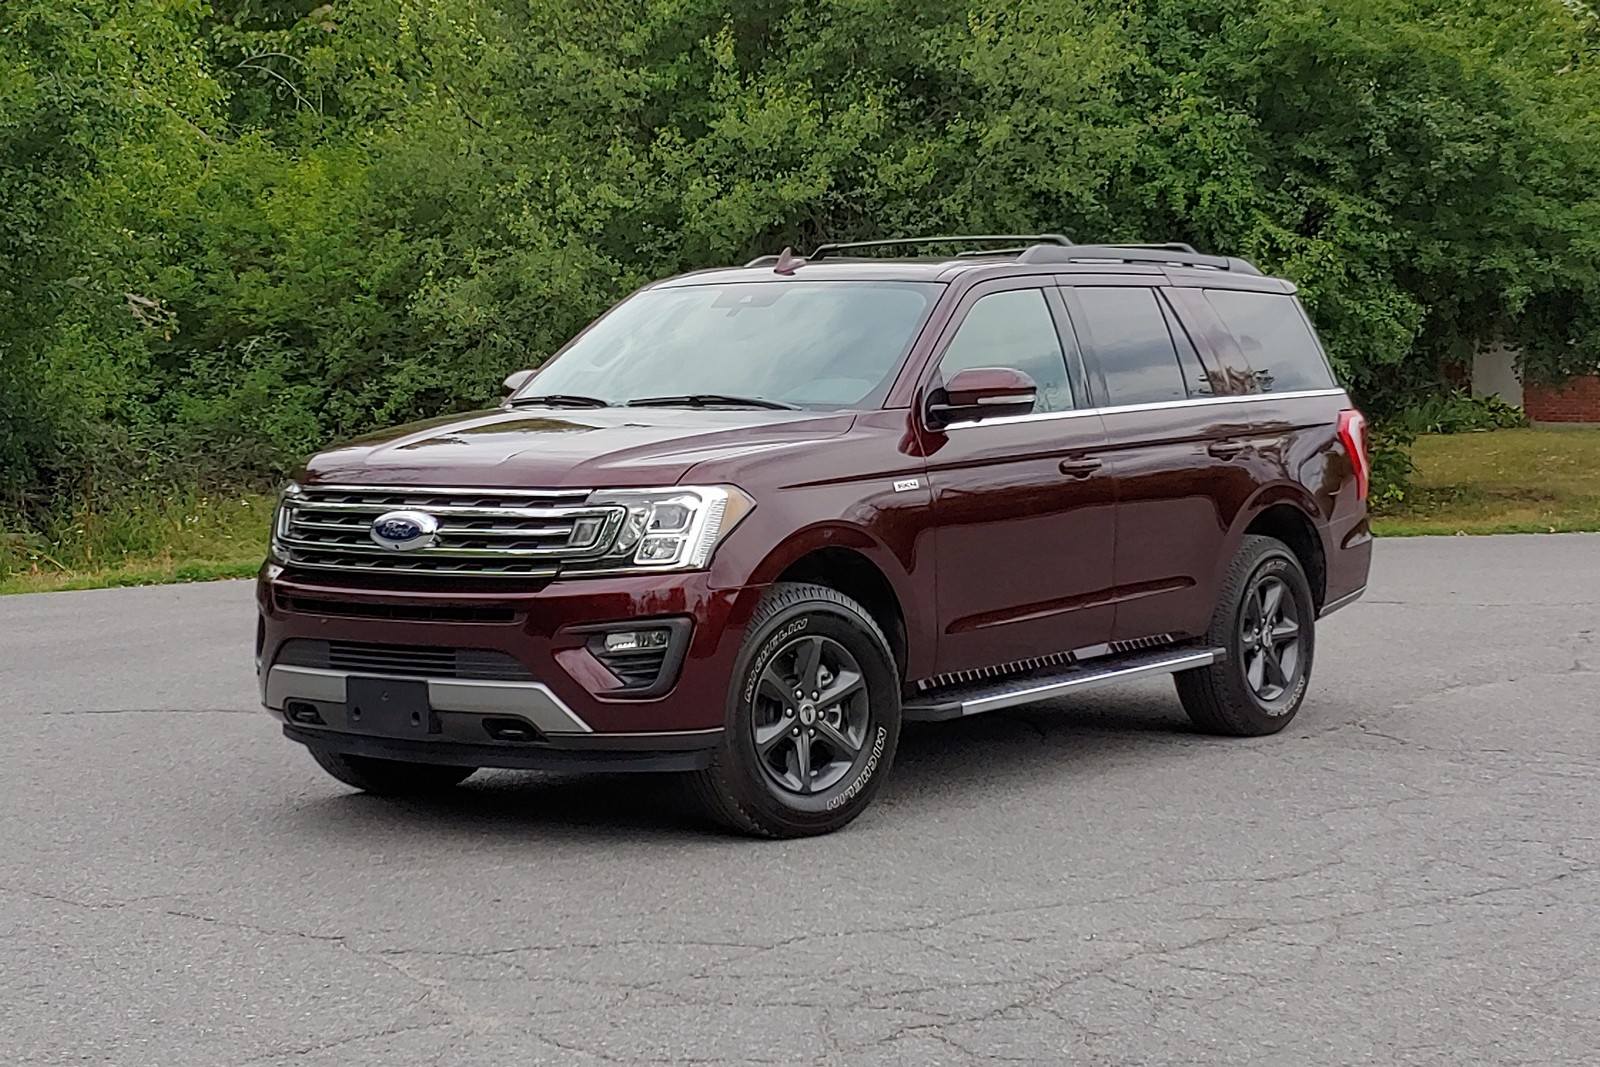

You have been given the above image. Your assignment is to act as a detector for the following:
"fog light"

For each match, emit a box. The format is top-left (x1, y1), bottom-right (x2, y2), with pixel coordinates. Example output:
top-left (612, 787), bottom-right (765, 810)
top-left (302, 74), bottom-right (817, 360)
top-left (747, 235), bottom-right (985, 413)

top-left (603, 629), bottom-right (672, 653)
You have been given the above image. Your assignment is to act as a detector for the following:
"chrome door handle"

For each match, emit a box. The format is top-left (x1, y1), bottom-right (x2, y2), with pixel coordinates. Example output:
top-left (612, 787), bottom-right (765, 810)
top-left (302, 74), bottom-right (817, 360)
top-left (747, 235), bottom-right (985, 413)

top-left (1207, 440), bottom-right (1248, 459)
top-left (1059, 458), bottom-right (1103, 478)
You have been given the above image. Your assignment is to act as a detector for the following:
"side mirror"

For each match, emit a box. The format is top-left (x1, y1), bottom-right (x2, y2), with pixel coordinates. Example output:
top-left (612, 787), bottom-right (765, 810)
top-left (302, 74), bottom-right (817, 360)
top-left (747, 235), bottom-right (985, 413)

top-left (502, 368), bottom-right (536, 395)
top-left (927, 367), bottom-right (1038, 426)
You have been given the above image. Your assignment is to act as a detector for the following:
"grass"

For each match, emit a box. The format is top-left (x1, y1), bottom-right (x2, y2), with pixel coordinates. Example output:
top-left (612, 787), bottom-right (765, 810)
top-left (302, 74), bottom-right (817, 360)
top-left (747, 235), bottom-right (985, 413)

top-left (1372, 426), bottom-right (1600, 536)
top-left (0, 490), bottom-right (272, 595)
top-left (1, 426), bottom-right (1595, 593)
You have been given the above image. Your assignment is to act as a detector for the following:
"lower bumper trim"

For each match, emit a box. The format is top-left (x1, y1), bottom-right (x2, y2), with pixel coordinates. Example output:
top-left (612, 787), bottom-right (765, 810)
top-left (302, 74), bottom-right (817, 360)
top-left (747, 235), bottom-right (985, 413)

top-left (264, 664), bottom-right (593, 735)
top-left (1319, 586), bottom-right (1366, 618)
top-left (283, 724), bottom-right (719, 773)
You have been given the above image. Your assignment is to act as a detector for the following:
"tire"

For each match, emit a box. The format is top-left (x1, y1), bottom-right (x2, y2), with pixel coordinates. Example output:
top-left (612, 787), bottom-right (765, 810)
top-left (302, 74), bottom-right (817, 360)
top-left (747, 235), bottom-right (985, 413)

top-left (307, 746), bottom-right (477, 795)
top-left (690, 582), bottom-right (902, 838)
top-left (1175, 534), bottom-right (1316, 737)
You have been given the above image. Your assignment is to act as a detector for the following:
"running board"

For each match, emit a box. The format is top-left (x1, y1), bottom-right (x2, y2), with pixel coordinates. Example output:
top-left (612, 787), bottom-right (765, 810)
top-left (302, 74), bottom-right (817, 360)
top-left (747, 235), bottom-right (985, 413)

top-left (903, 647), bottom-right (1222, 722)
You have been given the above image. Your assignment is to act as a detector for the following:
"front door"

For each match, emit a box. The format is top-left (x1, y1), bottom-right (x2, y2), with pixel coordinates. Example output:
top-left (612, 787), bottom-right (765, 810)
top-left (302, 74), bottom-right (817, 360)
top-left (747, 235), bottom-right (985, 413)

top-left (919, 282), bottom-right (1116, 677)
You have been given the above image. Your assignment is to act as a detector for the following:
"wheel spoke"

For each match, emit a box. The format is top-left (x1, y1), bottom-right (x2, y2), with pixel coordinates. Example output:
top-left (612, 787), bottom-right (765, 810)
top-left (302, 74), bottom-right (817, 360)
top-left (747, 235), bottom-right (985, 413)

top-left (1260, 581), bottom-right (1284, 623)
top-left (815, 718), bottom-right (861, 758)
top-left (1246, 648), bottom-right (1266, 692)
top-left (1271, 619), bottom-right (1300, 642)
top-left (755, 718), bottom-right (793, 755)
top-left (817, 667), bottom-right (864, 709)
top-left (793, 637), bottom-right (824, 696)
top-left (1262, 648), bottom-right (1288, 690)
top-left (793, 728), bottom-right (813, 792)
top-left (757, 665), bottom-right (793, 705)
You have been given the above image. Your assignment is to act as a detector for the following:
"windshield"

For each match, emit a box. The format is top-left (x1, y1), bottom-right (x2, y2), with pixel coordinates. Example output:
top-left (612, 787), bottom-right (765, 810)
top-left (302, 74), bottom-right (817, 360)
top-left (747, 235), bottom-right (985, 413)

top-left (515, 280), bottom-right (941, 409)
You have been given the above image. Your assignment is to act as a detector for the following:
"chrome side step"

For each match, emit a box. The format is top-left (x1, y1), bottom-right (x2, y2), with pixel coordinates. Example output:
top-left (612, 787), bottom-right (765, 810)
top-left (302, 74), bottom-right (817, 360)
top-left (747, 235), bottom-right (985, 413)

top-left (902, 647), bottom-right (1222, 722)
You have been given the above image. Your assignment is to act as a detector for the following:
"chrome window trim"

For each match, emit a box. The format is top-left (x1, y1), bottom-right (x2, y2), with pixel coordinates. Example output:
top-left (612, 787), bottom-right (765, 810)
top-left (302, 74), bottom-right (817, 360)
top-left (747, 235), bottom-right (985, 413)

top-left (939, 387), bottom-right (1345, 431)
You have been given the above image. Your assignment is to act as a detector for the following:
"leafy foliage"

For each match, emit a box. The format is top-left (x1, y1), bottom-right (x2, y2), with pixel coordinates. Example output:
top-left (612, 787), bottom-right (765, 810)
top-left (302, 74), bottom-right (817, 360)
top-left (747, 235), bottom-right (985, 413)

top-left (1393, 389), bottom-right (1530, 437)
top-left (4, 0), bottom-right (1600, 527)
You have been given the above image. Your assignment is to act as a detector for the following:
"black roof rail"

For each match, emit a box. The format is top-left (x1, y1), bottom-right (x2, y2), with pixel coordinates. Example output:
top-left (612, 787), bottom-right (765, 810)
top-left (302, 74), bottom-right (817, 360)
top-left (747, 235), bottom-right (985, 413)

top-left (810, 234), bottom-right (1072, 259)
top-left (1017, 243), bottom-right (1262, 276)
top-left (1111, 242), bottom-right (1199, 254)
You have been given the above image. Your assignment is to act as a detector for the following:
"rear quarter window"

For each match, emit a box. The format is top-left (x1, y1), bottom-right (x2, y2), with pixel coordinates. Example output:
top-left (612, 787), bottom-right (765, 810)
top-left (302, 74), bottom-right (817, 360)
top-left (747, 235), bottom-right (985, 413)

top-left (1202, 289), bottom-right (1335, 393)
top-left (1071, 287), bottom-right (1188, 406)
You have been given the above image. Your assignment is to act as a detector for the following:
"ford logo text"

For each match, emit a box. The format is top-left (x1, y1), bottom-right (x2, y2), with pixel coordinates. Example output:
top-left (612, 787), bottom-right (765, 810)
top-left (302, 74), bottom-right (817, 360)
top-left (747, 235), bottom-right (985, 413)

top-left (370, 510), bottom-right (441, 551)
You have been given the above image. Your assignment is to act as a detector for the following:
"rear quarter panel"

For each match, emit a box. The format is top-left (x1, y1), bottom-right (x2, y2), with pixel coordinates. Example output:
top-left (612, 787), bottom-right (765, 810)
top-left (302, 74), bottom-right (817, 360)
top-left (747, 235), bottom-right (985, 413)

top-left (1221, 391), bottom-right (1371, 621)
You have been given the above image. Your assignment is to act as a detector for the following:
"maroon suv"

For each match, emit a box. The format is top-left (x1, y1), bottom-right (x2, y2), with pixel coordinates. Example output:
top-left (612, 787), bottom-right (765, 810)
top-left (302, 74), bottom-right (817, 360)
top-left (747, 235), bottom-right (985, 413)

top-left (257, 235), bottom-right (1372, 836)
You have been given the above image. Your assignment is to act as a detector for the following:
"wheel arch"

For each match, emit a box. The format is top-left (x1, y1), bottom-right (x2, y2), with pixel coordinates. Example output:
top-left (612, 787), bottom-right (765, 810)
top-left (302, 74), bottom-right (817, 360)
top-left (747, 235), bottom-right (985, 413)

top-left (734, 524), bottom-right (922, 682)
top-left (1237, 491), bottom-right (1327, 611)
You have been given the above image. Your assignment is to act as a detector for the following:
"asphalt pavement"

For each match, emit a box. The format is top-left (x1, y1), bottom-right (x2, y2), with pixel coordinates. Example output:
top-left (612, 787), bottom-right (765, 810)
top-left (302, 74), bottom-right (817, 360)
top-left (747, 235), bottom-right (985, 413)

top-left (2, 535), bottom-right (1597, 1066)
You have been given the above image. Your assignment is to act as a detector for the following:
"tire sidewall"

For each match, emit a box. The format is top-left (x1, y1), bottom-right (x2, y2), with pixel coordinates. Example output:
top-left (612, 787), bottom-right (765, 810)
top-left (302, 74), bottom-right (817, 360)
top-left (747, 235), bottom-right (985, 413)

top-left (720, 593), bottom-right (901, 832)
top-left (1227, 550), bottom-right (1316, 728)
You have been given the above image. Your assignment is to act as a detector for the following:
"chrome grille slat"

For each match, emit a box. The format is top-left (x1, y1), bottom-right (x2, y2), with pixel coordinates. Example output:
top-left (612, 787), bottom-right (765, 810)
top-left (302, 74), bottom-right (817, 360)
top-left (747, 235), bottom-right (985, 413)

top-left (279, 535), bottom-right (590, 559)
top-left (276, 484), bottom-right (616, 577)
top-left (290, 518), bottom-right (573, 538)
top-left (290, 501), bottom-right (587, 519)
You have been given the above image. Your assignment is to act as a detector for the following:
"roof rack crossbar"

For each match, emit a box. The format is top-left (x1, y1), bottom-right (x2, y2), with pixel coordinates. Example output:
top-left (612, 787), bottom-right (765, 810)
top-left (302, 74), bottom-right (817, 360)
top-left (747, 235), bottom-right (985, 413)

top-left (1017, 243), bottom-right (1262, 276)
top-left (810, 234), bottom-right (1072, 259)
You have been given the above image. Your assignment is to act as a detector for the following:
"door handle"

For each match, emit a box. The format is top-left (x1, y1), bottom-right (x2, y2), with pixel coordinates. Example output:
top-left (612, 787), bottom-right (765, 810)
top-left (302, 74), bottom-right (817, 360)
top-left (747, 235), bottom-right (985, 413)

top-left (1207, 440), bottom-right (1248, 459)
top-left (1058, 457), bottom-right (1103, 478)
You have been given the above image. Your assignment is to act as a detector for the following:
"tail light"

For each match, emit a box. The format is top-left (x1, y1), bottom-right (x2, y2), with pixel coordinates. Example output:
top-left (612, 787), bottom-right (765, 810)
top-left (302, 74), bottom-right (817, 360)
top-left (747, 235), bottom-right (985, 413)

top-left (1337, 409), bottom-right (1370, 502)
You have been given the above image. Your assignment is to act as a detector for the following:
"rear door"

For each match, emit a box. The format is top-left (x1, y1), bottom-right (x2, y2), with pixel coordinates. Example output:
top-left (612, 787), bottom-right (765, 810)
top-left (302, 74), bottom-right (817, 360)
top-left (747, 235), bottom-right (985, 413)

top-left (1059, 282), bottom-right (1238, 642)
top-left (919, 280), bottom-right (1116, 676)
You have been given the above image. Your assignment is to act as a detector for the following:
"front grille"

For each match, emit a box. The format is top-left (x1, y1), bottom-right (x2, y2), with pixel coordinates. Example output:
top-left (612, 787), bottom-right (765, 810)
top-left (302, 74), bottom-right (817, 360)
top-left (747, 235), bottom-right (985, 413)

top-left (279, 596), bottom-right (517, 624)
top-left (276, 485), bottom-right (622, 578)
top-left (276, 639), bottom-right (534, 681)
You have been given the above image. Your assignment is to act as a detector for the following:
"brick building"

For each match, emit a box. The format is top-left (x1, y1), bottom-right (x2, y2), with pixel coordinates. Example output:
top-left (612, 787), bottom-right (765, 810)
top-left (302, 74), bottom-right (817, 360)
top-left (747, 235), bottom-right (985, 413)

top-left (1472, 345), bottom-right (1600, 424)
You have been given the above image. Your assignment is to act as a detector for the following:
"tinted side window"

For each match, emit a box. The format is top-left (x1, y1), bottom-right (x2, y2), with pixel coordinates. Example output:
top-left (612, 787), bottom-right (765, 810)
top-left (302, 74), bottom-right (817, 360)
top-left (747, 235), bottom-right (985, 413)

top-left (1160, 295), bottom-right (1215, 398)
top-left (1203, 290), bottom-right (1336, 392)
top-left (938, 289), bottom-right (1075, 413)
top-left (1073, 287), bottom-right (1186, 405)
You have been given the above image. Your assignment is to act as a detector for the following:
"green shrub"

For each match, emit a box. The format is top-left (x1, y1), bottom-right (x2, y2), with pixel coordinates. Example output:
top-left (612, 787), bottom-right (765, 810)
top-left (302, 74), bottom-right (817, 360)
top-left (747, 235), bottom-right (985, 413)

top-left (1394, 390), bottom-right (1531, 436)
top-left (1367, 425), bottom-right (1419, 512)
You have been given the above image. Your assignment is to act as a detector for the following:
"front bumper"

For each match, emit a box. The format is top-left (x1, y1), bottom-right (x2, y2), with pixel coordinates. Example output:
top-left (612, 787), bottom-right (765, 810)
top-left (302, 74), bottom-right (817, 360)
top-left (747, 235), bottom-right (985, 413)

top-left (280, 724), bottom-right (719, 773)
top-left (258, 564), bottom-right (763, 765)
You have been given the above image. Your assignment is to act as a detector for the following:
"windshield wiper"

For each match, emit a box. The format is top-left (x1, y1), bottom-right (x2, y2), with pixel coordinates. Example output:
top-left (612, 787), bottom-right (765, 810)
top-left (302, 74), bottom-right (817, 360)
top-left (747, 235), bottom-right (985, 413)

top-left (626, 394), bottom-right (798, 411)
top-left (508, 394), bottom-right (611, 408)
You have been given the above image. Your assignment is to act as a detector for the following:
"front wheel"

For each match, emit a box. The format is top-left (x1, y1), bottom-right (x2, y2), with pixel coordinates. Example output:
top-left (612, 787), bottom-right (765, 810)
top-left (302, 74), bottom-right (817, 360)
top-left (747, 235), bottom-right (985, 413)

top-left (690, 583), bottom-right (902, 838)
top-left (307, 747), bottom-right (477, 795)
top-left (1175, 535), bottom-right (1316, 736)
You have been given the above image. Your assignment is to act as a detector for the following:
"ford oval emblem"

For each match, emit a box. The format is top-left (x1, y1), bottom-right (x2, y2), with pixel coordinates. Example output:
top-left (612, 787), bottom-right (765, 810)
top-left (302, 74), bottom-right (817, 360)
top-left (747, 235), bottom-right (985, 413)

top-left (370, 510), bottom-right (440, 551)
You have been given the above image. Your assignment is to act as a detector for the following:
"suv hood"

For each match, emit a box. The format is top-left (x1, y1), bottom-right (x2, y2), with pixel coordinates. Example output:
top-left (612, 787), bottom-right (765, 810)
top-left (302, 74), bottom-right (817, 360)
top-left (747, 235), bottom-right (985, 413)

top-left (302, 406), bottom-right (856, 489)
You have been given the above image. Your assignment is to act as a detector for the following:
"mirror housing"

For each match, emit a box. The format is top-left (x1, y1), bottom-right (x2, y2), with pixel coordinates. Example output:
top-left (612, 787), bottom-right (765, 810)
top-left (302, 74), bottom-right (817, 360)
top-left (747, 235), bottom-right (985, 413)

top-left (927, 367), bottom-right (1038, 426)
top-left (502, 368), bottom-right (536, 395)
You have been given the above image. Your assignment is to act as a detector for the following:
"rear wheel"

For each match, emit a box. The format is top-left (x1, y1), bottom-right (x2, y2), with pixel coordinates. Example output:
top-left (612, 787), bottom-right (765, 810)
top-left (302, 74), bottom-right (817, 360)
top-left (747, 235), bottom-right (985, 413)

top-left (307, 747), bottom-right (477, 795)
top-left (690, 583), bottom-right (901, 838)
top-left (1175, 535), bottom-right (1316, 736)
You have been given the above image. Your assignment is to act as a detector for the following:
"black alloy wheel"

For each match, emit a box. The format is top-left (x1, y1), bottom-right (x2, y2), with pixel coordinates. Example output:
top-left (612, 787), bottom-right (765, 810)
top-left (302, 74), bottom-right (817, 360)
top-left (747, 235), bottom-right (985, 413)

top-left (751, 633), bottom-right (872, 796)
top-left (691, 582), bottom-right (902, 838)
top-left (1239, 572), bottom-right (1304, 701)
top-left (1175, 534), bottom-right (1317, 736)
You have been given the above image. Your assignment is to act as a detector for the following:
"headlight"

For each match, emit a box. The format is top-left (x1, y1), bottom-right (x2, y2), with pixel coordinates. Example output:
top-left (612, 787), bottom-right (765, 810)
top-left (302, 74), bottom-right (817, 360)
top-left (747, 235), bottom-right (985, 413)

top-left (267, 480), bottom-right (302, 564)
top-left (585, 485), bottom-right (756, 572)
